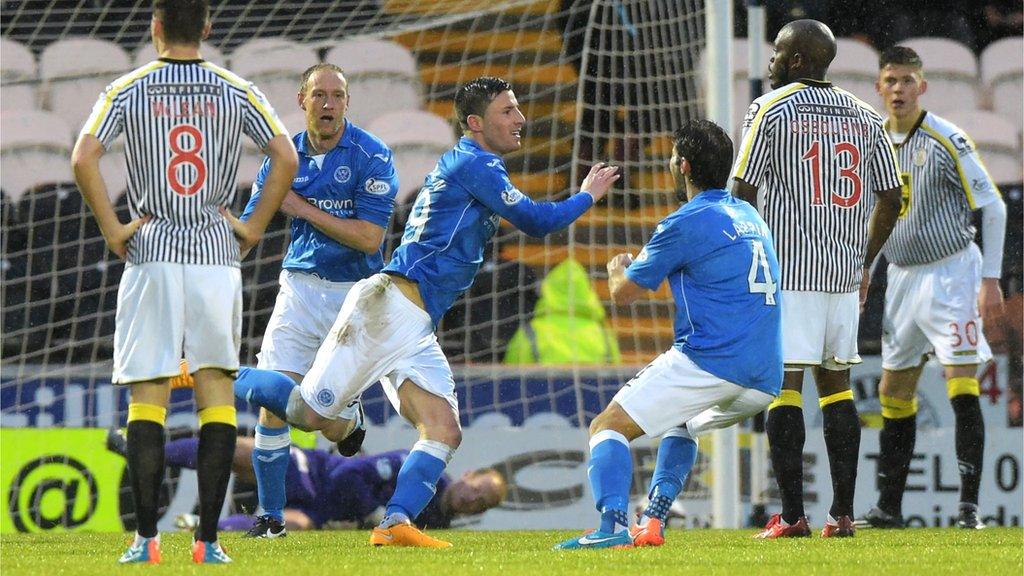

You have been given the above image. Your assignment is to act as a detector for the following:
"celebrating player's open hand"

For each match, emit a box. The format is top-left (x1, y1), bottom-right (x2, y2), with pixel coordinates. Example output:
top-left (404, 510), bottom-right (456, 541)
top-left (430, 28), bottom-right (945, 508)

top-left (581, 162), bottom-right (621, 203)
top-left (220, 207), bottom-right (262, 256)
top-left (104, 215), bottom-right (151, 260)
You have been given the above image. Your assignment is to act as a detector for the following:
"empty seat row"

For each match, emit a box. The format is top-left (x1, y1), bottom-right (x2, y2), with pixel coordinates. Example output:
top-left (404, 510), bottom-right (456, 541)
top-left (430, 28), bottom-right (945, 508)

top-left (1, 36), bottom-right (424, 132)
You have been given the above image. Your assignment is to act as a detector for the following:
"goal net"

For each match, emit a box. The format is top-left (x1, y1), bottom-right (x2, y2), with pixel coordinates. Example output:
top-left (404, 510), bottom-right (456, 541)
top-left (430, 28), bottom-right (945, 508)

top-left (1, 0), bottom-right (727, 532)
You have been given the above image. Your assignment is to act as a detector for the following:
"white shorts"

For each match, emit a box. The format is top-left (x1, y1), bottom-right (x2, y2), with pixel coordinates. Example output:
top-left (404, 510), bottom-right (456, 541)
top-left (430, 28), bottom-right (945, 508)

top-left (612, 348), bottom-right (774, 438)
top-left (781, 290), bottom-right (860, 370)
top-left (882, 245), bottom-right (992, 370)
top-left (256, 270), bottom-right (355, 376)
top-left (300, 274), bottom-right (458, 420)
top-left (113, 262), bottom-right (241, 384)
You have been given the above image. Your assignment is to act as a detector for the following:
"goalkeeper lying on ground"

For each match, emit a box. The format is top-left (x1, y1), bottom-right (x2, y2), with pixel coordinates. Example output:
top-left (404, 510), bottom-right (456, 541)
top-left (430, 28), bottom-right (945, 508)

top-left (108, 431), bottom-right (506, 534)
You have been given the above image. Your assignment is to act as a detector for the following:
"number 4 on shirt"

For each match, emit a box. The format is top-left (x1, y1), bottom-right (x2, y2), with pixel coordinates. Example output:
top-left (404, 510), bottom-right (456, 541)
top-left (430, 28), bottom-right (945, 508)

top-left (748, 240), bottom-right (777, 305)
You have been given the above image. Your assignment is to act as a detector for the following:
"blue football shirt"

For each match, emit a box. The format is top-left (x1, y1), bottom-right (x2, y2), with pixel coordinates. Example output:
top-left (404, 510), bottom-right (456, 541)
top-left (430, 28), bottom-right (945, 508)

top-left (385, 136), bottom-right (595, 326)
top-left (625, 188), bottom-right (783, 395)
top-left (242, 120), bottom-right (398, 282)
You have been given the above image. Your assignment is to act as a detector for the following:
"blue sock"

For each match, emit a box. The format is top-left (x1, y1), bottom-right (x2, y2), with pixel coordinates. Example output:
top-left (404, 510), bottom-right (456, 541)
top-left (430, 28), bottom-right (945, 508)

top-left (234, 367), bottom-right (295, 421)
top-left (252, 424), bottom-right (290, 523)
top-left (644, 432), bottom-right (698, 521)
top-left (588, 430), bottom-right (632, 533)
top-left (384, 440), bottom-right (451, 522)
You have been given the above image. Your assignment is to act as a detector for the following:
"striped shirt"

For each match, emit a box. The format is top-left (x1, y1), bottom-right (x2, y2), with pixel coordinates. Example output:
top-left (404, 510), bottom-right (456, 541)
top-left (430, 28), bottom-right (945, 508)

top-left (732, 79), bottom-right (902, 293)
top-left (81, 58), bottom-right (286, 266)
top-left (882, 111), bottom-right (1002, 266)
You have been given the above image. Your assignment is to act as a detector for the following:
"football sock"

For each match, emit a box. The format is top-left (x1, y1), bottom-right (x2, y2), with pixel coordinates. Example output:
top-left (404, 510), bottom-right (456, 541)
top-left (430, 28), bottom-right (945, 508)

top-left (877, 395), bottom-right (918, 517)
top-left (766, 390), bottom-right (805, 524)
top-left (820, 390), bottom-right (860, 519)
top-left (588, 430), bottom-right (632, 533)
top-left (164, 437), bottom-right (199, 469)
top-left (196, 406), bottom-right (237, 543)
top-left (643, 430), bottom-right (698, 522)
top-left (126, 403), bottom-right (167, 539)
top-left (234, 367), bottom-right (295, 421)
top-left (384, 440), bottom-right (452, 523)
top-left (253, 424), bottom-right (290, 523)
top-left (949, 379), bottom-right (984, 506)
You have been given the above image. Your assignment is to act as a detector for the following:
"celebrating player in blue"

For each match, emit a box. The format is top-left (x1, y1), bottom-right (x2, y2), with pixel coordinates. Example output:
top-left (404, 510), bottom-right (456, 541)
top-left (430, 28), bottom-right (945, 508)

top-left (229, 63), bottom-right (398, 538)
top-left (554, 120), bottom-right (783, 550)
top-left (236, 76), bottom-right (620, 547)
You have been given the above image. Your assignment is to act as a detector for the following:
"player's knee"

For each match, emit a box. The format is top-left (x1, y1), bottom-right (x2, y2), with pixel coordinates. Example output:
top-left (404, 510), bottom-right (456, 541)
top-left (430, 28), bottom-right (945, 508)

top-left (431, 424), bottom-right (462, 450)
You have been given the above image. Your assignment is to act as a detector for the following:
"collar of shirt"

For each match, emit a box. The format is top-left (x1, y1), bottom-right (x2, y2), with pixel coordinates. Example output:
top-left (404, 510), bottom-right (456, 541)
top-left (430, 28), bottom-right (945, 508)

top-left (296, 119), bottom-right (352, 158)
top-left (798, 78), bottom-right (833, 88)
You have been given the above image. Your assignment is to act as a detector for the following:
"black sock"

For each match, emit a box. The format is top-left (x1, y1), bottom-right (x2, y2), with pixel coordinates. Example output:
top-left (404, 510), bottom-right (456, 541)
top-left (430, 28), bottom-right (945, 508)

top-left (821, 399), bottom-right (860, 519)
top-left (196, 423), bottom-right (237, 543)
top-left (126, 420), bottom-right (166, 538)
top-left (876, 415), bottom-right (916, 517)
top-left (950, 394), bottom-right (984, 506)
top-left (767, 405), bottom-right (805, 524)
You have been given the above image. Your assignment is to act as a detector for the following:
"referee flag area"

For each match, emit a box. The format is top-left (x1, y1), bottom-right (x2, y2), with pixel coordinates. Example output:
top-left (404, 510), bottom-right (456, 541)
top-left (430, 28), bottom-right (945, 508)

top-left (2, 529), bottom-right (1021, 575)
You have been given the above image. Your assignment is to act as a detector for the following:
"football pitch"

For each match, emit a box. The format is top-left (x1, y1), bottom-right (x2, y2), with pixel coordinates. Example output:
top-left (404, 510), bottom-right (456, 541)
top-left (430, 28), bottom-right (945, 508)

top-left (2, 529), bottom-right (1022, 575)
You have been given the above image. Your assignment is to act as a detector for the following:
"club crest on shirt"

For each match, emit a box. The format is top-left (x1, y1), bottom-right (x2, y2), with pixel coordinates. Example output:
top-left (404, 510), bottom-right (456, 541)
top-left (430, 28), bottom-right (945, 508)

top-left (501, 186), bottom-right (524, 206)
top-left (376, 459), bottom-right (395, 481)
top-left (742, 103), bottom-right (760, 127)
top-left (913, 147), bottom-right (928, 167)
top-left (316, 389), bottom-right (335, 407)
top-left (334, 166), bottom-right (351, 183)
top-left (364, 178), bottom-right (391, 195)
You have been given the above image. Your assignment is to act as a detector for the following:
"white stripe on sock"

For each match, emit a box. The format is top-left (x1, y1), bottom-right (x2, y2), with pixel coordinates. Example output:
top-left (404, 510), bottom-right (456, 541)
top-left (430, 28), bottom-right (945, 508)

top-left (254, 429), bottom-right (291, 451)
top-left (589, 429), bottom-right (629, 450)
top-left (411, 439), bottom-right (455, 464)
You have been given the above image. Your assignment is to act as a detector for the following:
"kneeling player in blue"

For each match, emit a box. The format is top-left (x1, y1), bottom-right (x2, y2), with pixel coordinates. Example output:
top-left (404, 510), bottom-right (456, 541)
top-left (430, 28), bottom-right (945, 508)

top-left (554, 120), bottom-right (783, 550)
top-left (236, 76), bottom-right (620, 547)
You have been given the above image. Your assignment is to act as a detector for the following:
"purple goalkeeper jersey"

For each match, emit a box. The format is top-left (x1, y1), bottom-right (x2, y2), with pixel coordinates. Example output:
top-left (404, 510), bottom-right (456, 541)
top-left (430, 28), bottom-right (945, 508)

top-left (284, 448), bottom-right (451, 528)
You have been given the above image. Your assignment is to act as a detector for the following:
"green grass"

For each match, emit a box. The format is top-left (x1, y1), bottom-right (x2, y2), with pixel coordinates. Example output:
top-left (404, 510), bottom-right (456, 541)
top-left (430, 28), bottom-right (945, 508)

top-left (1, 528), bottom-right (1021, 576)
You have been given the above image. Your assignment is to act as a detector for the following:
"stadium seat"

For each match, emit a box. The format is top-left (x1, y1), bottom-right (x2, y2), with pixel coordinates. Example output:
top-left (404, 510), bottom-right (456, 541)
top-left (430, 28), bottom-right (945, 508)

top-left (832, 38), bottom-right (882, 111)
top-left (325, 39), bottom-right (422, 126)
top-left (368, 110), bottom-right (454, 203)
top-left (980, 36), bottom-right (1024, 130)
top-left (0, 109), bottom-right (74, 203)
top-left (941, 110), bottom-right (1022, 184)
top-left (229, 39), bottom-right (318, 118)
top-left (39, 38), bottom-right (132, 129)
top-left (1, 38), bottom-right (38, 111)
top-left (901, 37), bottom-right (979, 112)
top-left (132, 42), bottom-right (226, 67)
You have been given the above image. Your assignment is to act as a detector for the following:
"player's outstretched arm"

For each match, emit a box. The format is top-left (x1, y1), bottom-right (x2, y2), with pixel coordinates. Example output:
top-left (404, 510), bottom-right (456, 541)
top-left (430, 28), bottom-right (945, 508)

top-left (485, 162), bottom-right (619, 237)
top-left (71, 134), bottom-right (150, 260)
top-left (224, 134), bottom-right (298, 253)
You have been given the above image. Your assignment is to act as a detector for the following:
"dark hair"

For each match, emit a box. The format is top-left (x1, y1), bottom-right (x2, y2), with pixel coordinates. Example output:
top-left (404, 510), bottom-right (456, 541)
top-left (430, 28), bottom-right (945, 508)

top-left (673, 119), bottom-right (733, 191)
top-left (454, 76), bottom-right (512, 131)
top-left (879, 46), bottom-right (923, 71)
top-left (153, 0), bottom-right (209, 46)
top-left (300, 63), bottom-right (346, 94)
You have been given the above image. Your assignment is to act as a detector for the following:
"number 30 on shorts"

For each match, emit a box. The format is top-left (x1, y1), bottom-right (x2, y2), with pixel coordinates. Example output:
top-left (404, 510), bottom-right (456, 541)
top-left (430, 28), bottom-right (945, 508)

top-left (748, 240), bottom-right (777, 305)
top-left (950, 321), bottom-right (979, 348)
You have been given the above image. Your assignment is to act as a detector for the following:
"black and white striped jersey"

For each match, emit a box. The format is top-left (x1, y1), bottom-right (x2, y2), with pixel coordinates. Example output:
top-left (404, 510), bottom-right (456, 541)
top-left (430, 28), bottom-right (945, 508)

top-left (882, 111), bottom-right (1002, 267)
top-left (81, 58), bottom-right (286, 266)
top-left (732, 79), bottom-right (902, 293)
